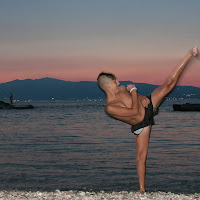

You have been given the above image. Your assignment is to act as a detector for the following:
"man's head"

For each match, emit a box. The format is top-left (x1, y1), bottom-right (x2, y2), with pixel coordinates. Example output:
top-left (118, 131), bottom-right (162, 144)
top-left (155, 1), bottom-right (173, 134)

top-left (97, 72), bottom-right (119, 93)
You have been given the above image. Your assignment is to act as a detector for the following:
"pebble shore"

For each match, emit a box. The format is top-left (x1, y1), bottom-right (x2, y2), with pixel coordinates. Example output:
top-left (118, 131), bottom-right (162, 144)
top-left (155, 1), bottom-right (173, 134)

top-left (0, 190), bottom-right (199, 200)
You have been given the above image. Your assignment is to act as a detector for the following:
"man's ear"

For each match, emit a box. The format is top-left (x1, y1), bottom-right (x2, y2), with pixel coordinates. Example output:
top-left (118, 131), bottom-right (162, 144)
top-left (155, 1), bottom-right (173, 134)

top-left (104, 83), bottom-right (110, 90)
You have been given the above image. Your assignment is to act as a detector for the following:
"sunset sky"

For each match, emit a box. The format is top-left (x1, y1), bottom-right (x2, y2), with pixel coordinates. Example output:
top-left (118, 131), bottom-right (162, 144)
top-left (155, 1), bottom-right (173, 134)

top-left (0, 0), bottom-right (200, 87)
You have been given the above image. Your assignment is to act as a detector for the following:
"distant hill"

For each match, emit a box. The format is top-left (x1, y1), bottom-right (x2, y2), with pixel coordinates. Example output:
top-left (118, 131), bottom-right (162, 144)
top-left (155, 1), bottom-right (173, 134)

top-left (0, 78), bottom-right (199, 100)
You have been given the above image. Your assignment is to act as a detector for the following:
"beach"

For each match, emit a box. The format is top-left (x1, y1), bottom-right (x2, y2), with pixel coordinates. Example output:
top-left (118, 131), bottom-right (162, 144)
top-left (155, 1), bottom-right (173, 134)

top-left (0, 190), bottom-right (199, 200)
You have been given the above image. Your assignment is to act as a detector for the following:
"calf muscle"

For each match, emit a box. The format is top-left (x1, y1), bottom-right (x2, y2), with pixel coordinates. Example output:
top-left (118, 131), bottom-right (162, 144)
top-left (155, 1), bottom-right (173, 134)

top-left (152, 49), bottom-right (194, 110)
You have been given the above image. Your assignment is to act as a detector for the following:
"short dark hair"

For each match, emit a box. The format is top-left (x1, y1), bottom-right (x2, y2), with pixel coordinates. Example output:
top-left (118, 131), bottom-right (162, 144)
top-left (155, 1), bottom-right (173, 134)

top-left (97, 72), bottom-right (116, 81)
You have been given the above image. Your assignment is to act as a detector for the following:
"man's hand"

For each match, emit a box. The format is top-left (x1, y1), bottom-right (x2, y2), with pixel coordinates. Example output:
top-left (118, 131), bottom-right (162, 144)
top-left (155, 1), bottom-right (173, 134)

top-left (127, 84), bottom-right (137, 92)
top-left (138, 95), bottom-right (150, 108)
top-left (127, 84), bottom-right (149, 108)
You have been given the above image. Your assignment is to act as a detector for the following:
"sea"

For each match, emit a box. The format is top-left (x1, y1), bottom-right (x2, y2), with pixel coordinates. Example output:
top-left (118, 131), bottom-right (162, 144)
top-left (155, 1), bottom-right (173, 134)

top-left (0, 99), bottom-right (199, 194)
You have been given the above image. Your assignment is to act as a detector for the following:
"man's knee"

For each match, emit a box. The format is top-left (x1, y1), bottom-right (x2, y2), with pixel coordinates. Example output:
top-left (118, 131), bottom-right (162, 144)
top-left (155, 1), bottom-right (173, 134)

top-left (137, 152), bottom-right (147, 163)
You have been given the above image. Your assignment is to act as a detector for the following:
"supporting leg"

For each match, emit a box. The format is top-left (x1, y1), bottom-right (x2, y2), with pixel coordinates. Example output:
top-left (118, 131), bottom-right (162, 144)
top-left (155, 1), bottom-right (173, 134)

top-left (135, 126), bottom-right (151, 192)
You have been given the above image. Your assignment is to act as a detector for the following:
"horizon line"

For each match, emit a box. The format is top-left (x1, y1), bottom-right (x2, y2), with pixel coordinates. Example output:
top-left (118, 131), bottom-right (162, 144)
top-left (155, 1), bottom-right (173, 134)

top-left (0, 77), bottom-right (200, 88)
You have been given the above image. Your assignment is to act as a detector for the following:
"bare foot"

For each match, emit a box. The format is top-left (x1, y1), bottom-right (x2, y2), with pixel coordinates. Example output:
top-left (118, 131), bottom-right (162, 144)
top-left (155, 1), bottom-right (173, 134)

top-left (192, 46), bottom-right (198, 56)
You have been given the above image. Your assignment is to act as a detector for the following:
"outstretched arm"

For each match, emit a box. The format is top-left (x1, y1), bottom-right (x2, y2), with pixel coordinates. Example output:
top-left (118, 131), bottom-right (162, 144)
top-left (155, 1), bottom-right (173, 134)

top-left (151, 47), bottom-right (198, 111)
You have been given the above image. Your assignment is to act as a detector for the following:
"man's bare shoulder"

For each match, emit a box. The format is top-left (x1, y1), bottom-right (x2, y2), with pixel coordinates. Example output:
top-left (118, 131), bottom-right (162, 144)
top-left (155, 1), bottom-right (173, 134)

top-left (119, 85), bottom-right (128, 92)
top-left (105, 100), bottom-right (127, 116)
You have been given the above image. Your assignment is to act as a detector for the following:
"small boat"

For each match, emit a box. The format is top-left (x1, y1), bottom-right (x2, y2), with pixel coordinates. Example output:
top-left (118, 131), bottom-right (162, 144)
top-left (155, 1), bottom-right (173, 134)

top-left (13, 105), bottom-right (34, 109)
top-left (173, 103), bottom-right (200, 111)
top-left (0, 101), bottom-right (11, 109)
top-left (0, 100), bottom-right (34, 110)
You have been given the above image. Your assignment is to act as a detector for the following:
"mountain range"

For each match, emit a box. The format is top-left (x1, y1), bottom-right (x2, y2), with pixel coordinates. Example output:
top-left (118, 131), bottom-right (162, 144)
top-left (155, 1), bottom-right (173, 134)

top-left (0, 78), bottom-right (199, 100)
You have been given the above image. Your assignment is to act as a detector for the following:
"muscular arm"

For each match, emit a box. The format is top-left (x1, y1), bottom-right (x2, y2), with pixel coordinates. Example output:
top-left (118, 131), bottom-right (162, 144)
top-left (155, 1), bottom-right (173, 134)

top-left (106, 86), bottom-right (140, 117)
top-left (137, 94), bottom-right (150, 108)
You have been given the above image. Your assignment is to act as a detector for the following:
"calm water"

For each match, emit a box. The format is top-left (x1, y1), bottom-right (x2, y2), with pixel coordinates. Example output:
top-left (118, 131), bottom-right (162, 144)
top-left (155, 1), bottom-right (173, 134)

top-left (0, 99), bottom-right (199, 193)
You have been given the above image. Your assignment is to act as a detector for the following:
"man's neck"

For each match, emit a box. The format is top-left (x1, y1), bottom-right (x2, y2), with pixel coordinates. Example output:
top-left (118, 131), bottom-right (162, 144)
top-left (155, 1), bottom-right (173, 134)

top-left (106, 91), bottom-right (119, 103)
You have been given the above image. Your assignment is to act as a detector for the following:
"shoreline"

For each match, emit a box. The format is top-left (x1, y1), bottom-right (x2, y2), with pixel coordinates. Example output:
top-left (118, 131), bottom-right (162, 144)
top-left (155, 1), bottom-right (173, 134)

top-left (0, 190), bottom-right (199, 200)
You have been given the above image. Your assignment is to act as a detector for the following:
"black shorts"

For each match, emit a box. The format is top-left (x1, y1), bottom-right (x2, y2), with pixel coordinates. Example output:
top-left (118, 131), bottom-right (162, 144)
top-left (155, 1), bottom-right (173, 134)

top-left (131, 95), bottom-right (157, 135)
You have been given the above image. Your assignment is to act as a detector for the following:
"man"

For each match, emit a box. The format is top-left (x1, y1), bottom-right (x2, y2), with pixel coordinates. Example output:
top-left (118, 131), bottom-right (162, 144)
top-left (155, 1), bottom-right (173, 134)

top-left (97, 47), bottom-right (198, 192)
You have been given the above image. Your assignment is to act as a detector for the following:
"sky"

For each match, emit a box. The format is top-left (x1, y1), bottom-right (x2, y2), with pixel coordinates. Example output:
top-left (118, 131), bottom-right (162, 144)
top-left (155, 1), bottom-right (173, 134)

top-left (0, 0), bottom-right (200, 87)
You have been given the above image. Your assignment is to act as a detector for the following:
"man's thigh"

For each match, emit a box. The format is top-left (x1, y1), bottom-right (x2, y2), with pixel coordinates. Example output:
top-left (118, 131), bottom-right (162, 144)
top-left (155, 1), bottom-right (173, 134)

top-left (136, 126), bottom-right (151, 156)
top-left (151, 85), bottom-right (168, 111)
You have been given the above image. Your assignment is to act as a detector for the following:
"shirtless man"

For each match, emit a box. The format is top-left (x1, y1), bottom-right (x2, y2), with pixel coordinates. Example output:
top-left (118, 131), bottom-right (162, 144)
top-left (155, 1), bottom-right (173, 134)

top-left (97, 47), bottom-right (198, 192)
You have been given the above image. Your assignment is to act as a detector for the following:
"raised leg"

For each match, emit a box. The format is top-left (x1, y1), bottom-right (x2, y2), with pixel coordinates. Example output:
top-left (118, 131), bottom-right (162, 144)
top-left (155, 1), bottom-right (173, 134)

top-left (151, 47), bottom-right (198, 111)
top-left (136, 126), bottom-right (151, 192)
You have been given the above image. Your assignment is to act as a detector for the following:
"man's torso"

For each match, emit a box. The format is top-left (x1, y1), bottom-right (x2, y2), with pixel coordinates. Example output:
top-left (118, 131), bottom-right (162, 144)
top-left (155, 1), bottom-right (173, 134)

top-left (106, 86), bottom-right (145, 125)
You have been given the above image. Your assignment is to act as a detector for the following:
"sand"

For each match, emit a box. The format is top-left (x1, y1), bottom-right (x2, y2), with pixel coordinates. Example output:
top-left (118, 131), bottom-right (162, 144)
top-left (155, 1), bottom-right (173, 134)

top-left (0, 190), bottom-right (199, 200)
